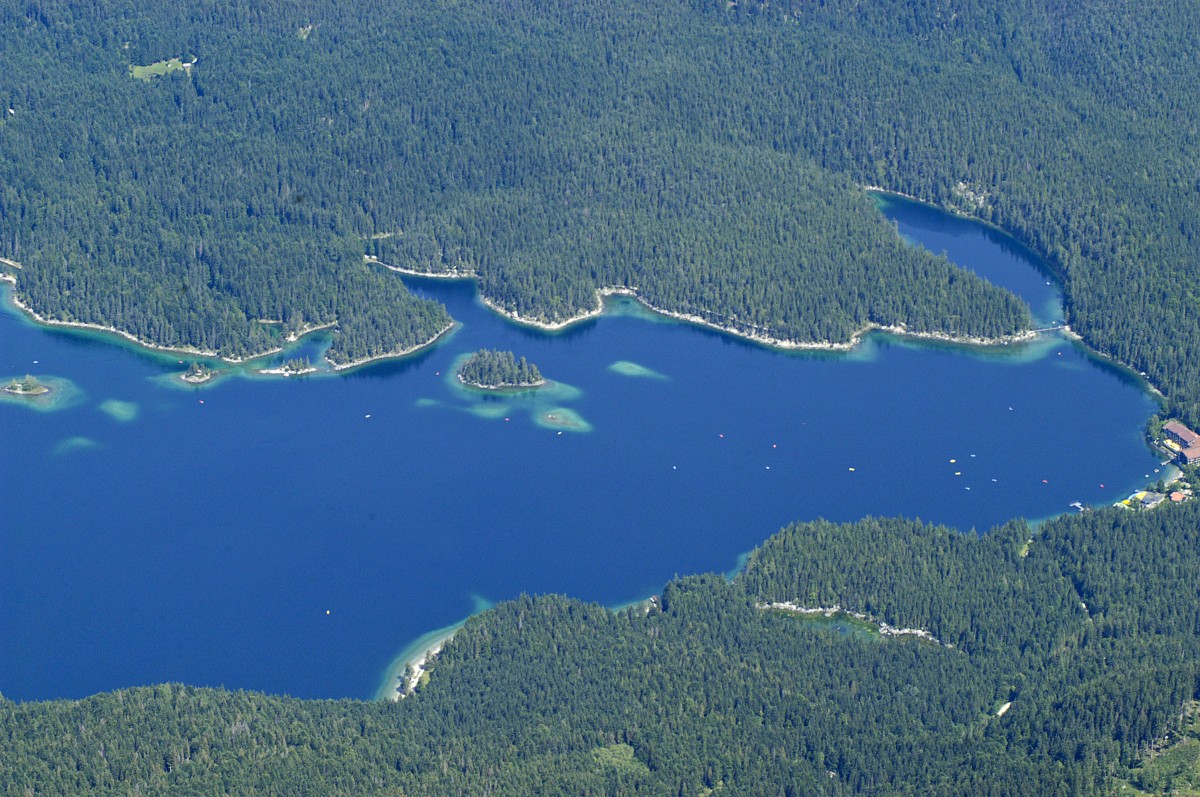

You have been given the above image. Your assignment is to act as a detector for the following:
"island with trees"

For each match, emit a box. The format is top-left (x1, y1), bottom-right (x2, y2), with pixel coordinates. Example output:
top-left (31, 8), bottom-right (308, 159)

top-left (0, 373), bottom-right (79, 411)
top-left (280, 357), bottom-right (315, 376)
top-left (180, 362), bottom-right (217, 385)
top-left (456, 350), bottom-right (546, 391)
top-left (4, 374), bottom-right (49, 397)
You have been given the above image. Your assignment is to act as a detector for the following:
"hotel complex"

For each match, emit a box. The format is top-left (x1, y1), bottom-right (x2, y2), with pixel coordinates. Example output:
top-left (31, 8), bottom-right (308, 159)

top-left (1163, 421), bottom-right (1200, 465)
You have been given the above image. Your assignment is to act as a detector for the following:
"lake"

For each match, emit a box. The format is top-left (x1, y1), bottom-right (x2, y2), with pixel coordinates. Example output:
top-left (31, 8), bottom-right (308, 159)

top-left (0, 195), bottom-right (1163, 702)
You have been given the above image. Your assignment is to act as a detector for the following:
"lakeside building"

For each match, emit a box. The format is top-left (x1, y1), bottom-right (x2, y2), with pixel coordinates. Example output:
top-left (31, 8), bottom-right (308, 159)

top-left (1163, 421), bottom-right (1200, 465)
top-left (1119, 490), bottom-right (1180, 511)
top-left (1141, 492), bottom-right (1166, 510)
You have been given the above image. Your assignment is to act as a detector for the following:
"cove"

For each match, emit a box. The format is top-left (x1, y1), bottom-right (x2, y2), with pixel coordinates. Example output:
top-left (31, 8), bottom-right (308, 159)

top-left (0, 199), bottom-right (1164, 703)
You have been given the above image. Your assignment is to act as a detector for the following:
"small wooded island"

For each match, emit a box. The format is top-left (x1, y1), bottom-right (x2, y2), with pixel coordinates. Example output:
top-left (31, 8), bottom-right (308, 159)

top-left (4, 374), bottom-right (49, 396)
top-left (180, 362), bottom-right (217, 384)
top-left (457, 349), bottom-right (546, 390)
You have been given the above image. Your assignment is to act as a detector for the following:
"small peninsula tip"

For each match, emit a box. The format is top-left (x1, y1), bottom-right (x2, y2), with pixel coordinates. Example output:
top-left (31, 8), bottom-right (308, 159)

top-left (258, 357), bottom-right (318, 377)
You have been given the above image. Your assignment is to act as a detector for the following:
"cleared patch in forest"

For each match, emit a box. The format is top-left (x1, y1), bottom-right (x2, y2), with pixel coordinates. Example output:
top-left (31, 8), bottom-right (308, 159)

top-left (130, 57), bottom-right (194, 81)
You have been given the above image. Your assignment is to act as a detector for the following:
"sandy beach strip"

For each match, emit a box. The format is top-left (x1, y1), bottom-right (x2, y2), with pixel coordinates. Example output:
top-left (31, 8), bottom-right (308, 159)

top-left (366, 255), bottom-right (476, 280)
top-left (376, 621), bottom-right (466, 701)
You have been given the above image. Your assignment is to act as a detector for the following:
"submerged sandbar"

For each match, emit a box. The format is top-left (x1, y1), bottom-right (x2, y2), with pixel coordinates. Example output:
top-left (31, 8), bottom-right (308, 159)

top-left (609, 360), bottom-right (667, 379)
top-left (99, 399), bottom-right (139, 422)
top-left (536, 407), bottom-right (592, 433)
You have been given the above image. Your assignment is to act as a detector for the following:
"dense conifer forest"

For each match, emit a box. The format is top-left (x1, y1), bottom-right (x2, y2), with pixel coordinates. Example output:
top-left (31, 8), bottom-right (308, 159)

top-left (5, 0), bottom-right (1196, 411)
top-left (5, 505), bottom-right (1200, 795)
top-left (14, 0), bottom-right (1133, 372)
top-left (6, 1), bottom-right (1200, 793)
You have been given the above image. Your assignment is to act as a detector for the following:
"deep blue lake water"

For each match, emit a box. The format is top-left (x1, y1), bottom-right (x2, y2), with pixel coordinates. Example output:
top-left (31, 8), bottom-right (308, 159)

top-left (0, 195), bottom-right (1163, 702)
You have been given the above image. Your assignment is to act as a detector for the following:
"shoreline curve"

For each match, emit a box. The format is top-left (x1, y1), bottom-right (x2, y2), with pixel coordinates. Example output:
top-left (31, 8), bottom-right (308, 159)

top-left (0, 275), bottom-right (454, 374)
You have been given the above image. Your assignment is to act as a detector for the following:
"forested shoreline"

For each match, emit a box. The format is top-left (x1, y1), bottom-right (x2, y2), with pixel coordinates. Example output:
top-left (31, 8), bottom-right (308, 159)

top-left (3, 0), bottom-right (1098, 379)
top-left (6, 1), bottom-right (1200, 793)
top-left (6, 505), bottom-right (1200, 795)
top-left (5, 1), bottom-right (1197, 416)
top-left (5, 0), bottom-right (1195, 416)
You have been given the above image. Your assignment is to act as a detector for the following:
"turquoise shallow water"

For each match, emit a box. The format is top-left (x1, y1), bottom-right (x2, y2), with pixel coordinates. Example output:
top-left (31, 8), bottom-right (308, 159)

top-left (0, 199), bottom-right (1163, 701)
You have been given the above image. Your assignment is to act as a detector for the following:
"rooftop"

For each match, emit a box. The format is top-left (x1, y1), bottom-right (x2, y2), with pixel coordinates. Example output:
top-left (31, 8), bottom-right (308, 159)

top-left (1164, 421), bottom-right (1200, 446)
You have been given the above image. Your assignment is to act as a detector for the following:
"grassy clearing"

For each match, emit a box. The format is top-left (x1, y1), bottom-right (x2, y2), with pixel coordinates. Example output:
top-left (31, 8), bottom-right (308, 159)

top-left (591, 744), bottom-right (649, 776)
top-left (129, 57), bottom-right (193, 81)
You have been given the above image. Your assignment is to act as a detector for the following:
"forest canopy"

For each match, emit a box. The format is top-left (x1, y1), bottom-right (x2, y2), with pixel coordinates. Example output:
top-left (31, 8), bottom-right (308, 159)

top-left (6, 0), bottom-right (1196, 416)
top-left (5, 0), bottom-right (1097, 373)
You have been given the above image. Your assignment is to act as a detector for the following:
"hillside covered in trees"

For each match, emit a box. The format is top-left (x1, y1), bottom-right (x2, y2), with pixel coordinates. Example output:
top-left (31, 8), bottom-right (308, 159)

top-left (8, 0), bottom-right (1198, 413)
top-left (5, 504), bottom-right (1200, 795)
top-left (6, 1), bottom-right (1198, 413)
top-left (27, 0), bottom-right (1192, 371)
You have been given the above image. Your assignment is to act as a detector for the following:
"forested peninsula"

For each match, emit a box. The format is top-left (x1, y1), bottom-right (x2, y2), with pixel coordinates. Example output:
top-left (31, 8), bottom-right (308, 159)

top-left (6, 2), bottom-right (1195, 416)
top-left (7, 1), bottom-right (1198, 416)
top-left (6, 504), bottom-right (1200, 795)
top-left (23, 0), bottom-right (1191, 380)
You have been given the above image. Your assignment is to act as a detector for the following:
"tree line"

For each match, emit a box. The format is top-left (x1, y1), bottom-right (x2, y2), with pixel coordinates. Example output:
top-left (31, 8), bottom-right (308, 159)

top-left (1, 0), bottom-right (1042, 373)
